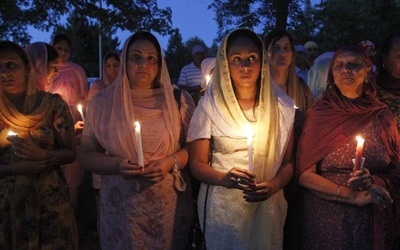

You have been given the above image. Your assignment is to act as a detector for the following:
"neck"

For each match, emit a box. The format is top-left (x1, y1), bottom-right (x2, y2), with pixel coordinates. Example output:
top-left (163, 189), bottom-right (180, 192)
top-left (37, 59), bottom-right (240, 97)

top-left (235, 86), bottom-right (257, 110)
top-left (4, 91), bottom-right (26, 111)
top-left (270, 68), bottom-right (289, 92)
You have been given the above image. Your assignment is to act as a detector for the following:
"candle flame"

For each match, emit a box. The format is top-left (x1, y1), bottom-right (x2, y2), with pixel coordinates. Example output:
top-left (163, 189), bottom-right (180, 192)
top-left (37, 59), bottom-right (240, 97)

top-left (7, 131), bottom-right (18, 137)
top-left (356, 135), bottom-right (364, 142)
top-left (77, 104), bottom-right (83, 113)
top-left (134, 121), bottom-right (141, 132)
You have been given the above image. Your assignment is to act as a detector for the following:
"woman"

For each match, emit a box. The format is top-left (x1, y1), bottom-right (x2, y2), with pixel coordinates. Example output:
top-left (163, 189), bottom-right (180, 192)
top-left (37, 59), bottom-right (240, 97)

top-left (87, 51), bottom-right (120, 101)
top-left (376, 31), bottom-right (400, 132)
top-left (297, 45), bottom-right (400, 249)
top-left (264, 29), bottom-right (314, 249)
top-left (25, 42), bottom-right (59, 91)
top-left (79, 31), bottom-right (196, 249)
top-left (51, 34), bottom-right (89, 209)
top-left (0, 41), bottom-right (78, 249)
top-left (188, 29), bottom-right (296, 249)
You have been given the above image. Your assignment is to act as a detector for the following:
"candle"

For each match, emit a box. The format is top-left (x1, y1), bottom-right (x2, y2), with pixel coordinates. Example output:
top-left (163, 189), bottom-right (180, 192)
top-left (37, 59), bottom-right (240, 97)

top-left (134, 121), bottom-right (144, 167)
top-left (77, 104), bottom-right (85, 122)
top-left (206, 74), bottom-right (211, 86)
top-left (244, 125), bottom-right (254, 173)
top-left (354, 136), bottom-right (364, 171)
top-left (7, 130), bottom-right (17, 163)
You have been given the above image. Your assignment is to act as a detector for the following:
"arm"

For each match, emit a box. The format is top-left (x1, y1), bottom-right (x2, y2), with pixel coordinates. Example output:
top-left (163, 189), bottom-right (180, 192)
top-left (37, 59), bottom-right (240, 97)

top-left (189, 138), bottom-right (254, 189)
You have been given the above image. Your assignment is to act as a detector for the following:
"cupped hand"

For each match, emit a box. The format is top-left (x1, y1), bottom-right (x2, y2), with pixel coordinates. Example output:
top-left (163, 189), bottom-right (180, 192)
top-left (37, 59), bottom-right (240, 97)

top-left (243, 181), bottom-right (274, 202)
top-left (8, 136), bottom-right (46, 160)
top-left (348, 168), bottom-right (372, 191)
top-left (352, 184), bottom-right (392, 207)
top-left (74, 121), bottom-right (84, 133)
top-left (141, 159), bottom-right (170, 183)
top-left (119, 159), bottom-right (143, 180)
top-left (222, 167), bottom-right (255, 190)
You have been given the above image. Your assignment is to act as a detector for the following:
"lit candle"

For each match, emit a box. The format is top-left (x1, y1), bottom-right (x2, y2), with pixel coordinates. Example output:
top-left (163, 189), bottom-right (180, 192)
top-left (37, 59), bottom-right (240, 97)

top-left (7, 130), bottom-right (18, 163)
top-left (134, 121), bottom-right (144, 167)
top-left (244, 125), bottom-right (254, 173)
top-left (354, 136), bottom-right (364, 171)
top-left (206, 74), bottom-right (211, 86)
top-left (77, 104), bottom-right (85, 122)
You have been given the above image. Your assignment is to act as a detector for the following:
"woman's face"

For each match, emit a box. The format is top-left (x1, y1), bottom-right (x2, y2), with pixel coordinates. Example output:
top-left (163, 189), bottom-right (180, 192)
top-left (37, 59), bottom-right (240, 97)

top-left (105, 56), bottom-right (120, 83)
top-left (46, 59), bottom-right (58, 82)
top-left (53, 40), bottom-right (71, 63)
top-left (383, 38), bottom-right (400, 79)
top-left (269, 36), bottom-right (293, 71)
top-left (332, 51), bottom-right (370, 98)
top-left (126, 39), bottom-right (159, 89)
top-left (227, 37), bottom-right (261, 89)
top-left (0, 50), bottom-right (29, 96)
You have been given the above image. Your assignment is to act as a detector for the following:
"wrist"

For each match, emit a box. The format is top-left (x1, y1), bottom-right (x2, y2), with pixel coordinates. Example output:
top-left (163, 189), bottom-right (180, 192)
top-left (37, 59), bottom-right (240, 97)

top-left (170, 154), bottom-right (179, 172)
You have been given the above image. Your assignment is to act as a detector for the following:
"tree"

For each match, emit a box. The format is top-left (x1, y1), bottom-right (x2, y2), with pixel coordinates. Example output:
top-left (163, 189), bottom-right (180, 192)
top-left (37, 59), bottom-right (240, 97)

top-left (313, 0), bottom-right (400, 51)
top-left (164, 29), bottom-right (186, 84)
top-left (0, 0), bottom-right (173, 45)
top-left (53, 10), bottom-right (120, 77)
top-left (209, 0), bottom-right (305, 41)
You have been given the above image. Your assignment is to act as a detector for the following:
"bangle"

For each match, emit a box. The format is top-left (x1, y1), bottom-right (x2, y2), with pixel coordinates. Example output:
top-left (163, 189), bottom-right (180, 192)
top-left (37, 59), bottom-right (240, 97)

top-left (171, 154), bottom-right (179, 172)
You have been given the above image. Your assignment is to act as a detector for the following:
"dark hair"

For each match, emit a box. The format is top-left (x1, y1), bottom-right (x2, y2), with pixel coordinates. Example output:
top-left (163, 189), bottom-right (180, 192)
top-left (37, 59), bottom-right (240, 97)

top-left (104, 51), bottom-right (120, 62)
top-left (52, 34), bottom-right (72, 48)
top-left (126, 31), bottom-right (162, 88)
top-left (377, 32), bottom-right (400, 76)
top-left (0, 41), bottom-right (30, 68)
top-left (45, 43), bottom-right (59, 63)
top-left (264, 29), bottom-right (295, 52)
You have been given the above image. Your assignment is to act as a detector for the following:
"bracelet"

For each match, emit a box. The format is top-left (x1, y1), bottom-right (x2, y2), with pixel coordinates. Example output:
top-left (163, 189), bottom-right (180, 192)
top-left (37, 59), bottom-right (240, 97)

top-left (171, 154), bottom-right (179, 172)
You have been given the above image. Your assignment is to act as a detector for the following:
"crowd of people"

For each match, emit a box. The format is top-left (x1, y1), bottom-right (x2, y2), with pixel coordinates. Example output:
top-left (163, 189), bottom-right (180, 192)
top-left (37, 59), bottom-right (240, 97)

top-left (0, 28), bottom-right (399, 250)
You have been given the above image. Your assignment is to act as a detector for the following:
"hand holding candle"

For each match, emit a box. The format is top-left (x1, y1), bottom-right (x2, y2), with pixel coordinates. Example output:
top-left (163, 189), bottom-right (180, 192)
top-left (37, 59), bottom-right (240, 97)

top-left (77, 104), bottom-right (85, 122)
top-left (244, 125), bottom-right (254, 173)
top-left (354, 136), bottom-right (364, 171)
top-left (134, 121), bottom-right (144, 167)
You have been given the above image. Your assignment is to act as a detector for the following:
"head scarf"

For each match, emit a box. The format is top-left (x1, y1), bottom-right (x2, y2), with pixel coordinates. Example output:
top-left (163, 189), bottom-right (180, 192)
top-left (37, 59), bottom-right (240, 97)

top-left (296, 46), bottom-right (396, 177)
top-left (106, 31), bottom-right (181, 159)
top-left (265, 30), bottom-right (308, 111)
top-left (200, 57), bottom-right (216, 90)
top-left (25, 42), bottom-right (50, 91)
top-left (0, 41), bottom-right (54, 137)
top-left (307, 52), bottom-right (334, 98)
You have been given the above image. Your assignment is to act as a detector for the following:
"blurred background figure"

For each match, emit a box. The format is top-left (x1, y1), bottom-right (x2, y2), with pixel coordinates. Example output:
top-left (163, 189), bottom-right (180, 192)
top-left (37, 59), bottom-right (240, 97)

top-left (25, 42), bottom-right (59, 91)
top-left (307, 51), bottom-right (334, 100)
top-left (358, 40), bottom-right (377, 72)
top-left (199, 57), bottom-right (215, 96)
top-left (304, 40), bottom-right (319, 68)
top-left (294, 44), bottom-right (308, 83)
top-left (178, 44), bottom-right (206, 104)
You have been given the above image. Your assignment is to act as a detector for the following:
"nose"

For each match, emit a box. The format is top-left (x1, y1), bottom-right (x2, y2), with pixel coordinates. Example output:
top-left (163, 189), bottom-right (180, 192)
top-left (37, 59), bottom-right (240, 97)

top-left (241, 59), bottom-right (250, 69)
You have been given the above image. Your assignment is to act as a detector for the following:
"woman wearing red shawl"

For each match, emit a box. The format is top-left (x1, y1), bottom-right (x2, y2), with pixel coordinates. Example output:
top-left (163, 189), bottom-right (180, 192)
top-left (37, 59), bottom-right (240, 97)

top-left (297, 45), bottom-right (400, 249)
top-left (79, 31), bottom-right (196, 249)
top-left (0, 41), bottom-right (78, 248)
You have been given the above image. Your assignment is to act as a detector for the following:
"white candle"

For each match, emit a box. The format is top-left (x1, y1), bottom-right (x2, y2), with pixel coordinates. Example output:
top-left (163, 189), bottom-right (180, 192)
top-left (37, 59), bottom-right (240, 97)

top-left (77, 104), bottom-right (85, 122)
top-left (7, 131), bottom-right (18, 137)
top-left (134, 121), bottom-right (144, 167)
top-left (7, 130), bottom-right (17, 163)
top-left (244, 125), bottom-right (254, 173)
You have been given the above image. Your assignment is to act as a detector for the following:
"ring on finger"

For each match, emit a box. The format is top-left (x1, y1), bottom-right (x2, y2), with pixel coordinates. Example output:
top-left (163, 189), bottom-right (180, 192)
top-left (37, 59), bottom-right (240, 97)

top-left (237, 178), bottom-right (241, 183)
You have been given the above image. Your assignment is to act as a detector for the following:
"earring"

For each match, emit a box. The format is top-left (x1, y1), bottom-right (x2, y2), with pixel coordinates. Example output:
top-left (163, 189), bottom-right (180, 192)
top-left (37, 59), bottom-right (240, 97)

top-left (382, 63), bottom-right (386, 68)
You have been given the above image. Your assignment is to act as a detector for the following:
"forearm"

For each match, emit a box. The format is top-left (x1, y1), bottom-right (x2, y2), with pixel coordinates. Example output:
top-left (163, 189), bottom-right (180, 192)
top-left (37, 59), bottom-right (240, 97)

top-left (269, 161), bottom-right (293, 194)
top-left (44, 149), bottom-right (76, 165)
top-left (167, 145), bottom-right (190, 172)
top-left (79, 151), bottom-right (123, 175)
top-left (190, 160), bottom-right (226, 186)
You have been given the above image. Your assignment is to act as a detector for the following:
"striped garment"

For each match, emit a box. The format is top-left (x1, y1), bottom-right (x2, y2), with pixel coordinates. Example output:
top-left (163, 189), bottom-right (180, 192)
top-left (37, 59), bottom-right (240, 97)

top-left (178, 62), bottom-right (202, 87)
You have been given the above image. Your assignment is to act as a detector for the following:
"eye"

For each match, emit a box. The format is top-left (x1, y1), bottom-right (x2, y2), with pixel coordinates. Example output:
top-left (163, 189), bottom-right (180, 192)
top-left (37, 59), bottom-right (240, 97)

top-left (232, 56), bottom-right (241, 62)
top-left (249, 55), bottom-right (256, 61)
top-left (284, 46), bottom-right (292, 52)
top-left (272, 45), bottom-right (280, 53)
top-left (333, 63), bottom-right (343, 70)
top-left (148, 55), bottom-right (158, 63)
top-left (6, 61), bottom-right (16, 69)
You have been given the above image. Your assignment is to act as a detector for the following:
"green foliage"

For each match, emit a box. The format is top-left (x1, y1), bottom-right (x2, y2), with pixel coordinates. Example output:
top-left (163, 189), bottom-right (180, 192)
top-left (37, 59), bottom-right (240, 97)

top-left (164, 29), bottom-right (186, 84)
top-left (53, 10), bottom-right (120, 77)
top-left (0, 0), bottom-right (172, 44)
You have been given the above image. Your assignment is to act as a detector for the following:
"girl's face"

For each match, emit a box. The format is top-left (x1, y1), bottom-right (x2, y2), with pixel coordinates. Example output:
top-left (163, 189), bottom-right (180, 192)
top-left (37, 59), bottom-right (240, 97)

top-left (53, 40), bottom-right (71, 63)
top-left (268, 36), bottom-right (293, 71)
top-left (46, 59), bottom-right (58, 82)
top-left (0, 50), bottom-right (29, 96)
top-left (105, 56), bottom-right (120, 83)
top-left (332, 51), bottom-right (370, 98)
top-left (383, 38), bottom-right (400, 79)
top-left (227, 37), bottom-right (261, 89)
top-left (126, 39), bottom-right (159, 89)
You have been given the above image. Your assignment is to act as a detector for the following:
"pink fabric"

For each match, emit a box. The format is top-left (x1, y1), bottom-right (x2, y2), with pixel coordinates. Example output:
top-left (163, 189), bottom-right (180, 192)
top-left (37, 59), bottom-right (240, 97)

top-left (25, 42), bottom-right (49, 91)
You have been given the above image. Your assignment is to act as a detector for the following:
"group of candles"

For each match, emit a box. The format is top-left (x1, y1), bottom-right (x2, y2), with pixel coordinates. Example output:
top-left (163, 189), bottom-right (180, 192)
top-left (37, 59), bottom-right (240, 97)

top-left (75, 104), bottom-right (365, 173)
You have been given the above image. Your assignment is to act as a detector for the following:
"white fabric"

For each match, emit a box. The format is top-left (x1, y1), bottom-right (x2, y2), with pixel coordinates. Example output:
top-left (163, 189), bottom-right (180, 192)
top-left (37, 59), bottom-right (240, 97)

top-left (178, 62), bottom-right (202, 87)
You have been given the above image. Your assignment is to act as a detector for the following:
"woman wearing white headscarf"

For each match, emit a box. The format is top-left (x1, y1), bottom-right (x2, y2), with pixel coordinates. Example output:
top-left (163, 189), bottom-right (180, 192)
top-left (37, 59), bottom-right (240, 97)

top-left (79, 31), bottom-right (195, 249)
top-left (188, 29), bottom-right (296, 249)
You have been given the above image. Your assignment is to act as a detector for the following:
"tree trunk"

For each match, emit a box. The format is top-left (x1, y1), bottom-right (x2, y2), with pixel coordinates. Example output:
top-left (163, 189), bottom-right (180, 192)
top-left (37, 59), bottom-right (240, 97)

top-left (275, 0), bottom-right (291, 30)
